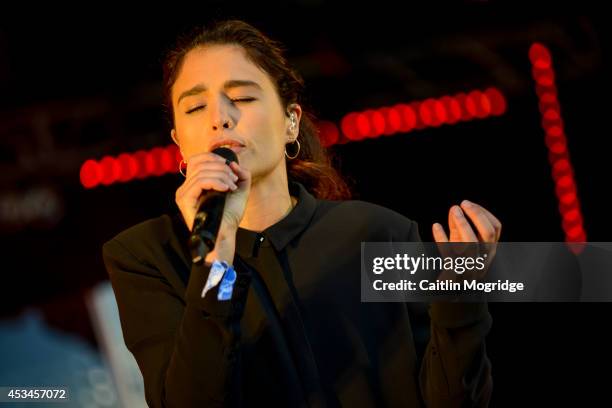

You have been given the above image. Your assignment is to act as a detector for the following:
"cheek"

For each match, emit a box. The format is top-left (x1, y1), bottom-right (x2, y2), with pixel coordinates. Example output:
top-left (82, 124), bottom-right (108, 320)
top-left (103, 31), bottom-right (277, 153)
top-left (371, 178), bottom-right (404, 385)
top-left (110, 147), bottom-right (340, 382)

top-left (175, 120), bottom-right (207, 157)
top-left (238, 110), bottom-right (287, 173)
top-left (245, 105), bottom-right (287, 150)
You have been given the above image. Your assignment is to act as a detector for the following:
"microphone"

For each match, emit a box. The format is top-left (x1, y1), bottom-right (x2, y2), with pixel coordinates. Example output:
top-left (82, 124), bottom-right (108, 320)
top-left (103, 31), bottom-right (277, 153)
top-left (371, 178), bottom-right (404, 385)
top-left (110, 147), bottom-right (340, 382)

top-left (189, 147), bottom-right (238, 264)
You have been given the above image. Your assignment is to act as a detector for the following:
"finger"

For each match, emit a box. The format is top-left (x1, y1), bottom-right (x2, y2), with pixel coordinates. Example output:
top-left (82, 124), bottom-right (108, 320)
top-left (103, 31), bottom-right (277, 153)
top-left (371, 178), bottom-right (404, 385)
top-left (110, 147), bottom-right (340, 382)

top-left (186, 162), bottom-right (236, 182)
top-left (229, 161), bottom-right (251, 182)
top-left (476, 204), bottom-right (502, 241)
top-left (190, 165), bottom-right (239, 184)
top-left (465, 201), bottom-right (502, 241)
top-left (460, 200), bottom-right (497, 242)
top-left (432, 222), bottom-right (449, 243)
top-left (183, 173), bottom-right (237, 197)
top-left (449, 205), bottom-right (478, 242)
top-left (448, 206), bottom-right (461, 241)
top-left (189, 177), bottom-right (236, 196)
top-left (184, 153), bottom-right (227, 177)
top-left (187, 151), bottom-right (228, 165)
top-left (184, 169), bottom-right (237, 188)
top-left (176, 177), bottom-right (234, 204)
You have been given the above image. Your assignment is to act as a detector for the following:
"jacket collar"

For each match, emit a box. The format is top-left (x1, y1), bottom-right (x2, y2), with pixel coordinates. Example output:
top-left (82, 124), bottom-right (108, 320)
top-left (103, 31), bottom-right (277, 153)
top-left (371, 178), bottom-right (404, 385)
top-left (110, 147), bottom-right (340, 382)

top-left (171, 182), bottom-right (318, 263)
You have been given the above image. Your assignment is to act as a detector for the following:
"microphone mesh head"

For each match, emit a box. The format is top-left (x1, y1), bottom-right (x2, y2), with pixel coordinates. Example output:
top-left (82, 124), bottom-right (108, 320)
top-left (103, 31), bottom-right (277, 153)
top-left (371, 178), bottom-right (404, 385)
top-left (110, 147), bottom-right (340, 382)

top-left (212, 147), bottom-right (239, 164)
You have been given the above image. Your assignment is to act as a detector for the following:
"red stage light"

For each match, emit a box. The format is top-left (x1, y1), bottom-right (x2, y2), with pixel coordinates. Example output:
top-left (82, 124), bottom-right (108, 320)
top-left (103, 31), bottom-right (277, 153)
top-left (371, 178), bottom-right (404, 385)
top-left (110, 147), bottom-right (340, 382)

top-left (144, 151), bottom-right (156, 176)
top-left (534, 58), bottom-right (551, 70)
top-left (100, 156), bottom-right (121, 185)
top-left (543, 108), bottom-right (561, 121)
top-left (418, 101), bottom-right (434, 127)
top-left (549, 141), bottom-right (567, 154)
top-left (369, 110), bottom-right (386, 137)
top-left (341, 113), bottom-right (359, 141)
top-left (484, 88), bottom-right (506, 116)
top-left (551, 158), bottom-right (570, 178)
top-left (464, 92), bottom-right (480, 119)
top-left (479, 92), bottom-right (492, 117)
top-left (318, 120), bottom-right (340, 146)
top-left (466, 91), bottom-right (483, 118)
top-left (545, 125), bottom-right (563, 137)
top-left (382, 107), bottom-right (402, 135)
top-left (538, 90), bottom-right (557, 102)
top-left (169, 144), bottom-right (181, 168)
top-left (80, 159), bottom-right (102, 189)
top-left (117, 153), bottom-right (137, 182)
top-left (555, 180), bottom-right (576, 198)
top-left (440, 96), bottom-right (460, 124)
top-left (420, 99), bottom-right (442, 127)
top-left (556, 175), bottom-right (573, 189)
top-left (529, 43), bottom-right (552, 64)
top-left (133, 150), bottom-right (149, 179)
top-left (562, 214), bottom-right (583, 233)
top-left (395, 104), bottom-right (416, 132)
top-left (433, 100), bottom-right (447, 124)
top-left (160, 147), bottom-right (175, 174)
top-left (559, 192), bottom-right (577, 206)
top-left (356, 112), bottom-right (371, 139)
top-left (453, 93), bottom-right (472, 121)
top-left (566, 226), bottom-right (586, 241)
top-left (538, 100), bottom-right (561, 115)
top-left (149, 147), bottom-right (165, 176)
top-left (535, 71), bottom-right (555, 87)
top-left (562, 208), bottom-right (581, 222)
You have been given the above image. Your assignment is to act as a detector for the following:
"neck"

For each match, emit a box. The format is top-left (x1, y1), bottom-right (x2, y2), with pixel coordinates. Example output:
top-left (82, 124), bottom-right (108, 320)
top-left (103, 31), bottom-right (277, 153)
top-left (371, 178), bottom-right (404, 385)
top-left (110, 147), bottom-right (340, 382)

top-left (239, 164), bottom-right (295, 232)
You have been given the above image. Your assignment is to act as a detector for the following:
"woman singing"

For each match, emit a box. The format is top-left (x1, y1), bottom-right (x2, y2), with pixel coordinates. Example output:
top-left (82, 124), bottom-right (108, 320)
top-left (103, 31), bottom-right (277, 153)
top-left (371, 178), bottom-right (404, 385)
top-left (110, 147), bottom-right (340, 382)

top-left (103, 19), bottom-right (501, 407)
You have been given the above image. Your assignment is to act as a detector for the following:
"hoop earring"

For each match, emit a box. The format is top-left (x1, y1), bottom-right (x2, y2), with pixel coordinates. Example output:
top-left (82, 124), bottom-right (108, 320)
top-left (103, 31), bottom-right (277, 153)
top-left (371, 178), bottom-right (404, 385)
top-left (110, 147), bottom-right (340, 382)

top-left (285, 139), bottom-right (301, 160)
top-left (179, 159), bottom-right (187, 177)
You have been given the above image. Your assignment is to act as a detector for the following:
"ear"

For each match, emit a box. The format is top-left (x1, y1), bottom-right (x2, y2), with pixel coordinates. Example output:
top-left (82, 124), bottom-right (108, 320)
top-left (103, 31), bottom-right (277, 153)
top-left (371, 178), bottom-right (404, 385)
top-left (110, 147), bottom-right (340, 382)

top-left (171, 129), bottom-right (185, 160)
top-left (171, 129), bottom-right (179, 146)
top-left (285, 103), bottom-right (303, 142)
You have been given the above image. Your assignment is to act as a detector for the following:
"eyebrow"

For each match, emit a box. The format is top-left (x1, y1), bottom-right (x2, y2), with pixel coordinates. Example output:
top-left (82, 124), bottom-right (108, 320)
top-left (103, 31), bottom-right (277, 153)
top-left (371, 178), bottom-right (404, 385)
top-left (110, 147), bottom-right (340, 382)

top-left (177, 80), bottom-right (262, 104)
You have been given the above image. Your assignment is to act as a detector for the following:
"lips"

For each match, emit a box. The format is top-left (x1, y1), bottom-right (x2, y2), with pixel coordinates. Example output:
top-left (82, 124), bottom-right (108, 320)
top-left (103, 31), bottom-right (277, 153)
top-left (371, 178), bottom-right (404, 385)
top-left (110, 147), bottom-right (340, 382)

top-left (209, 139), bottom-right (246, 153)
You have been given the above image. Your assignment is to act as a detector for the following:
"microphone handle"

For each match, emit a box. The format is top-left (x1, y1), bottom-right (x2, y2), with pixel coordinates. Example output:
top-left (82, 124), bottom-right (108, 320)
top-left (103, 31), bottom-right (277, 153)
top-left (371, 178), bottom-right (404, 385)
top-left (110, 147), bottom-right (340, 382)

top-left (189, 190), bottom-right (228, 264)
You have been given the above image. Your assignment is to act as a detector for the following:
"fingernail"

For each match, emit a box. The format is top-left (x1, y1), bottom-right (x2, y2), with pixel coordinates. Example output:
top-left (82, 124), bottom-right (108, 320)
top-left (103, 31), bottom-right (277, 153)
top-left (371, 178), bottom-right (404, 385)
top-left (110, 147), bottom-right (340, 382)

top-left (462, 199), bottom-right (472, 207)
top-left (454, 206), bottom-right (463, 217)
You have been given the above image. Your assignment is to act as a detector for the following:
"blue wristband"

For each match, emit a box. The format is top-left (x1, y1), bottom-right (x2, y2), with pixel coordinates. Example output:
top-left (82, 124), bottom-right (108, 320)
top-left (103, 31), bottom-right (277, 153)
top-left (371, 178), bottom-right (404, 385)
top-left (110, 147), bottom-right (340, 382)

top-left (217, 264), bottom-right (237, 301)
top-left (201, 260), bottom-right (237, 301)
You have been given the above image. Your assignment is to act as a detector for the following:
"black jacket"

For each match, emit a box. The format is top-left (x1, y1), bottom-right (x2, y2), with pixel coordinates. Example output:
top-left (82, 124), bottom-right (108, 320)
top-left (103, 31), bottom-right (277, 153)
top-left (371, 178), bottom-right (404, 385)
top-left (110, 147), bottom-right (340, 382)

top-left (102, 182), bottom-right (492, 407)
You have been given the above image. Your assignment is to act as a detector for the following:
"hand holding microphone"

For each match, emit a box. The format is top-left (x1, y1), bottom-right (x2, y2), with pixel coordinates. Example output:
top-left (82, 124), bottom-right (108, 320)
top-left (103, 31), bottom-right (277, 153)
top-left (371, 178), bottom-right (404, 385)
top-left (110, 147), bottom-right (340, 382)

top-left (175, 147), bottom-right (251, 264)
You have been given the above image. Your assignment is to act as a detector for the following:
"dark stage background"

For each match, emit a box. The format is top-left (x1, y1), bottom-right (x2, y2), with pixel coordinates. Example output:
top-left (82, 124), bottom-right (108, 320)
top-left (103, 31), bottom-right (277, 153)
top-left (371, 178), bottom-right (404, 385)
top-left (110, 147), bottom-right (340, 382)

top-left (0, 2), bottom-right (609, 406)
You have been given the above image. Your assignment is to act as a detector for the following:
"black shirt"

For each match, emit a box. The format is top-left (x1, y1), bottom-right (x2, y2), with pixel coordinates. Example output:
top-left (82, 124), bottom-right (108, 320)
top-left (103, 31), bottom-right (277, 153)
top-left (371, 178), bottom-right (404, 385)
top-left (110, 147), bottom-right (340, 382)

top-left (102, 182), bottom-right (492, 407)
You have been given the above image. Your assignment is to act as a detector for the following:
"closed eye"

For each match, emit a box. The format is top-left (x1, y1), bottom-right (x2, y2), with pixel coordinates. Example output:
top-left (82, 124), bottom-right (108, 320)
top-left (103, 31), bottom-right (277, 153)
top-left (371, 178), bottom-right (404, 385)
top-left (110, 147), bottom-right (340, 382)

top-left (186, 105), bottom-right (205, 114)
top-left (231, 97), bottom-right (256, 104)
top-left (185, 98), bottom-right (256, 114)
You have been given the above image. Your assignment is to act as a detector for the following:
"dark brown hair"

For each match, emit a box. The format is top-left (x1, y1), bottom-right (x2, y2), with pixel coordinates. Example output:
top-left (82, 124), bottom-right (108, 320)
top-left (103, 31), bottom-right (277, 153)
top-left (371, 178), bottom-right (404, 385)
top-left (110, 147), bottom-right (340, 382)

top-left (162, 20), bottom-right (351, 200)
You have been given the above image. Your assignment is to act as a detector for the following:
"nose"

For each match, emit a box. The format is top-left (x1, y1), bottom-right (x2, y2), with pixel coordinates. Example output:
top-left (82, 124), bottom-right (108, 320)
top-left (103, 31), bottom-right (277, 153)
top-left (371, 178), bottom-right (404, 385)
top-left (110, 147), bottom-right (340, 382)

top-left (209, 98), bottom-right (235, 131)
top-left (212, 118), bottom-right (232, 130)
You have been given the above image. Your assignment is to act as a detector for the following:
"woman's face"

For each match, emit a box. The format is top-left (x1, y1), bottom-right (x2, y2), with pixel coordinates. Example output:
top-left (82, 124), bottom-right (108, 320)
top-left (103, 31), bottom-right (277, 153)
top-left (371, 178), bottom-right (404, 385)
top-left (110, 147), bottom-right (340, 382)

top-left (171, 44), bottom-right (301, 182)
